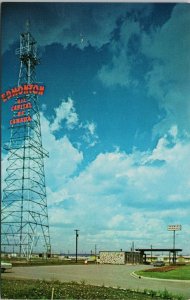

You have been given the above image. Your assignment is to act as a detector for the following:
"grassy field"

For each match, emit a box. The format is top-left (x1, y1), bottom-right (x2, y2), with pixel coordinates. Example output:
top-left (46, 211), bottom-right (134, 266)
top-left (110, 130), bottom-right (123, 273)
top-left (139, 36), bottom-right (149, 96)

top-left (1, 278), bottom-right (185, 300)
top-left (136, 265), bottom-right (190, 280)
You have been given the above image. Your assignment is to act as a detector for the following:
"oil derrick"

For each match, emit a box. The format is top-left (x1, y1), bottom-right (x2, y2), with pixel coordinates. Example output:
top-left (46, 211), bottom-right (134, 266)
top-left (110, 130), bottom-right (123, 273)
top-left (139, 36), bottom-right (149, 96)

top-left (1, 23), bottom-right (51, 259)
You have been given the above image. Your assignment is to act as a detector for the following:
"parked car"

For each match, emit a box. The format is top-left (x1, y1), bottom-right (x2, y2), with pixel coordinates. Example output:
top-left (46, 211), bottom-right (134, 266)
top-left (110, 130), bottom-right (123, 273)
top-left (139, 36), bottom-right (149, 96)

top-left (153, 261), bottom-right (165, 267)
top-left (0, 261), bottom-right (12, 273)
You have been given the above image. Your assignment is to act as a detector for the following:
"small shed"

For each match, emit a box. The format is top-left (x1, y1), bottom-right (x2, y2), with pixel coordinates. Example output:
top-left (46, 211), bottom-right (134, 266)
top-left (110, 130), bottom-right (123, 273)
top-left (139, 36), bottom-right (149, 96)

top-left (99, 251), bottom-right (142, 265)
top-left (99, 251), bottom-right (126, 265)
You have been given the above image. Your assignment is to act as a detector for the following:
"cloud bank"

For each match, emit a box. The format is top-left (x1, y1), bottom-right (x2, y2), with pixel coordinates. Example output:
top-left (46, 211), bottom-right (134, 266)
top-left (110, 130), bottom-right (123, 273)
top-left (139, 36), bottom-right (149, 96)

top-left (2, 105), bottom-right (189, 253)
top-left (41, 114), bottom-right (190, 252)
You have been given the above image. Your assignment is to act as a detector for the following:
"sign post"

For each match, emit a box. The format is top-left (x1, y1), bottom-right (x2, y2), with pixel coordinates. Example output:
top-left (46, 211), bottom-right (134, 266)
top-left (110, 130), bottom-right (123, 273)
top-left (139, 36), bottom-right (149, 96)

top-left (168, 225), bottom-right (182, 264)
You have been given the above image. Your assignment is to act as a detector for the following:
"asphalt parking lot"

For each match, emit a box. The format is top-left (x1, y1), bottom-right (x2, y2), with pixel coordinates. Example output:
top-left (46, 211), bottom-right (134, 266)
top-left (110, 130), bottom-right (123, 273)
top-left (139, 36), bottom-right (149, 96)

top-left (2, 264), bottom-right (190, 298)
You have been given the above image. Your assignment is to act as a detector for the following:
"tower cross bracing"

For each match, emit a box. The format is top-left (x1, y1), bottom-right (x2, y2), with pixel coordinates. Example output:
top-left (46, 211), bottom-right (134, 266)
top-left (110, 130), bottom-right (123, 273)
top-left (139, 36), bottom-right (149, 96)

top-left (2, 26), bottom-right (51, 258)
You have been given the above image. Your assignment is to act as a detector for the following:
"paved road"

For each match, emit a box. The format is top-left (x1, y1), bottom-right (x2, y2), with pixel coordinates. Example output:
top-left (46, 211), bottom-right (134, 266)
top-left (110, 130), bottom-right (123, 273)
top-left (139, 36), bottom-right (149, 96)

top-left (2, 264), bottom-right (190, 299)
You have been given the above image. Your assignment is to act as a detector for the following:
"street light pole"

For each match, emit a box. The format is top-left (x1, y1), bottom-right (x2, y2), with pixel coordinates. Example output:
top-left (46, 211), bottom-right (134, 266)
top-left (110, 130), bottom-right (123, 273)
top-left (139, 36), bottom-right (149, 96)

top-left (74, 229), bottom-right (79, 263)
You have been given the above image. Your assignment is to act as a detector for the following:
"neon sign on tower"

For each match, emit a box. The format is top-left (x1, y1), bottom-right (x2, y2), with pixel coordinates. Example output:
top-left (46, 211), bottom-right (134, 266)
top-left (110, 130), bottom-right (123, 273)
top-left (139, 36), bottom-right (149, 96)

top-left (1, 84), bottom-right (45, 125)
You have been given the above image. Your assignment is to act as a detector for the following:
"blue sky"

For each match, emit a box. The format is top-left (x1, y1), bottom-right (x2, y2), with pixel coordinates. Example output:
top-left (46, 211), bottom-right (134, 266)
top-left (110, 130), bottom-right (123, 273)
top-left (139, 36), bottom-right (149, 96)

top-left (2, 2), bottom-right (190, 254)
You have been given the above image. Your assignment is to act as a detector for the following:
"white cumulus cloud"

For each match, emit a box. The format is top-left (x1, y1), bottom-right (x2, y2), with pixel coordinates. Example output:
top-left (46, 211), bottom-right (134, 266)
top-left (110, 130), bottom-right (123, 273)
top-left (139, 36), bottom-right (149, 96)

top-left (41, 112), bottom-right (83, 190)
top-left (82, 121), bottom-right (99, 147)
top-left (45, 126), bottom-right (190, 252)
top-left (50, 98), bottom-right (78, 132)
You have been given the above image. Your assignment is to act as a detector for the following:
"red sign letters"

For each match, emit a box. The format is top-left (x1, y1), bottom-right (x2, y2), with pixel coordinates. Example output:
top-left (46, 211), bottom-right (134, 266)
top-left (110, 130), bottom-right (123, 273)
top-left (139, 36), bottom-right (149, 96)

top-left (1, 84), bottom-right (45, 102)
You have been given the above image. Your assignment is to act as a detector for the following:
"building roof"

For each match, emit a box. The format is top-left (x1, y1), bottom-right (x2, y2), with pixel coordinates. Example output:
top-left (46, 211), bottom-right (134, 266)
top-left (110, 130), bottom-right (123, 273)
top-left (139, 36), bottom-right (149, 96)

top-left (135, 248), bottom-right (182, 252)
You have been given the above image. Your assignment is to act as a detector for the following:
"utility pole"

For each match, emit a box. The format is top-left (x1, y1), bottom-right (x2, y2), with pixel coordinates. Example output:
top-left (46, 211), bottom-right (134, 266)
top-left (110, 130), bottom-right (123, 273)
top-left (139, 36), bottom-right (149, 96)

top-left (74, 230), bottom-right (79, 263)
top-left (132, 241), bottom-right (134, 264)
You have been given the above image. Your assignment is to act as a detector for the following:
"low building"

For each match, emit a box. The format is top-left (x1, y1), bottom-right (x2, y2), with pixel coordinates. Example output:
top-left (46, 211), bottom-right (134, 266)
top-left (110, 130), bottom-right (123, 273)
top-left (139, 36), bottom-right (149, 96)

top-left (100, 251), bottom-right (125, 264)
top-left (99, 251), bottom-right (142, 265)
top-left (125, 251), bottom-right (143, 264)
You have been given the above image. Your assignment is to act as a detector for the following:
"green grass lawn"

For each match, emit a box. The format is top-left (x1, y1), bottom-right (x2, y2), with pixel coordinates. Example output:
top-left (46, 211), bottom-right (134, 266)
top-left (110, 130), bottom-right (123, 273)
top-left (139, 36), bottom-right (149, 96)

top-left (1, 278), bottom-right (184, 300)
top-left (136, 265), bottom-right (190, 280)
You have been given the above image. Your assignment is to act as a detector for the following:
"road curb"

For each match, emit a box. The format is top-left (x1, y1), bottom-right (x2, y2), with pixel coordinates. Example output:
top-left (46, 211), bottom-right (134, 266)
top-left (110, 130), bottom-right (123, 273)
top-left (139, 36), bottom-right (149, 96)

top-left (131, 271), bottom-right (190, 283)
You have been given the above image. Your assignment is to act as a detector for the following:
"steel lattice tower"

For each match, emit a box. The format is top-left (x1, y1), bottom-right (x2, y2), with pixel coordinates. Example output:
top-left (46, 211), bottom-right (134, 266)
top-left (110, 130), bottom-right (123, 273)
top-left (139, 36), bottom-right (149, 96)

top-left (1, 23), bottom-right (51, 258)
